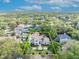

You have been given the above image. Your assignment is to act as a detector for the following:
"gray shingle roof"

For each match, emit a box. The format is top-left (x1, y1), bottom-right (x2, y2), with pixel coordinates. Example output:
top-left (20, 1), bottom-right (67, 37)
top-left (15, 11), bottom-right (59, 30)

top-left (55, 33), bottom-right (71, 43)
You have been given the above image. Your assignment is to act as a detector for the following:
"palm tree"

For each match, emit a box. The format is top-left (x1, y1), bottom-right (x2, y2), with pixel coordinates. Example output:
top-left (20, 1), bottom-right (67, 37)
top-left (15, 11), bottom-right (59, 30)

top-left (48, 41), bottom-right (61, 54)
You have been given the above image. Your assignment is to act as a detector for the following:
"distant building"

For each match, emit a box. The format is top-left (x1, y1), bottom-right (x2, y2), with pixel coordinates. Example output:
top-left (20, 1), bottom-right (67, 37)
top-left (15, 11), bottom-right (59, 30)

top-left (15, 24), bottom-right (24, 36)
top-left (58, 16), bottom-right (71, 24)
top-left (29, 16), bottom-right (34, 24)
top-left (41, 16), bottom-right (46, 22)
top-left (55, 33), bottom-right (71, 44)
top-left (76, 23), bottom-right (79, 29)
top-left (30, 16), bottom-right (34, 20)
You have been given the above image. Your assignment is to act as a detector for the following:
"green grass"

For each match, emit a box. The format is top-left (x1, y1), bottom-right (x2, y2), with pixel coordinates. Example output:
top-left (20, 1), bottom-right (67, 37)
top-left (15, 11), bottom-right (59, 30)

top-left (31, 49), bottom-right (48, 56)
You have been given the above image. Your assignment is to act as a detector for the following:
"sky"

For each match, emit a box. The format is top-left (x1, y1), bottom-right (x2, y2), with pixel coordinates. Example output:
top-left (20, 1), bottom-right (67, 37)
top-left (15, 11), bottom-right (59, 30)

top-left (0, 0), bottom-right (79, 12)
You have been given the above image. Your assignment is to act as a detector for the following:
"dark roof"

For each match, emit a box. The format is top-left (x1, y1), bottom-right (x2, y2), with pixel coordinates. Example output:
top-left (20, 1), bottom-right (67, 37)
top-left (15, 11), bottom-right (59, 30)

top-left (55, 33), bottom-right (71, 42)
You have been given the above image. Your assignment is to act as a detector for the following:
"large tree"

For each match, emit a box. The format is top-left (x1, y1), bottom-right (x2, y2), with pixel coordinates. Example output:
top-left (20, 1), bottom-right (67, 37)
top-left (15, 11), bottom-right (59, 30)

top-left (0, 40), bottom-right (23, 59)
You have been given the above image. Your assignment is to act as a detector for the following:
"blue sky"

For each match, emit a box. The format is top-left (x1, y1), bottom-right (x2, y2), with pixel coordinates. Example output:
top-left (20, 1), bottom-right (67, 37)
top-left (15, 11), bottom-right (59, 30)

top-left (0, 0), bottom-right (79, 12)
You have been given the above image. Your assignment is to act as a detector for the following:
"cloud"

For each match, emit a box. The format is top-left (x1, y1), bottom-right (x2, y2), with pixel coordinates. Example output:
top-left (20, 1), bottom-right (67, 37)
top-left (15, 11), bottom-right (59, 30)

top-left (15, 5), bottom-right (42, 11)
top-left (72, 4), bottom-right (79, 7)
top-left (51, 6), bottom-right (63, 12)
top-left (15, 9), bottom-right (23, 11)
top-left (3, 0), bottom-right (11, 3)
top-left (51, 6), bottom-right (62, 12)
top-left (25, 0), bottom-right (67, 4)
top-left (25, 0), bottom-right (79, 7)
top-left (51, 6), bottom-right (61, 10)
top-left (25, 0), bottom-right (51, 4)
top-left (19, 5), bottom-right (42, 10)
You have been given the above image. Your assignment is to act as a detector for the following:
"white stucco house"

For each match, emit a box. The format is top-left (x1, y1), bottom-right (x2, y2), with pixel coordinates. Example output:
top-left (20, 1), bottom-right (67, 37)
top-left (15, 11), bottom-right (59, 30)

top-left (28, 32), bottom-right (50, 46)
top-left (14, 24), bottom-right (32, 41)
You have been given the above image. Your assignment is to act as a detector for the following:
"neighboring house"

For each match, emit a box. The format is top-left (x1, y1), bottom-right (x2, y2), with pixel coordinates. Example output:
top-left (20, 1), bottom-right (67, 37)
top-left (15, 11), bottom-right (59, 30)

top-left (29, 32), bottom-right (50, 46)
top-left (54, 33), bottom-right (71, 44)
top-left (14, 24), bottom-right (24, 36)
top-left (21, 25), bottom-right (32, 41)
top-left (14, 24), bottom-right (32, 41)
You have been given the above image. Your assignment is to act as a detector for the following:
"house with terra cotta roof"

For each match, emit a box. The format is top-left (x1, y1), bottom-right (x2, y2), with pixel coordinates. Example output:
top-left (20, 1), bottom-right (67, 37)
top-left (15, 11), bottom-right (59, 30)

top-left (28, 32), bottom-right (50, 46)
top-left (28, 32), bottom-right (50, 50)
